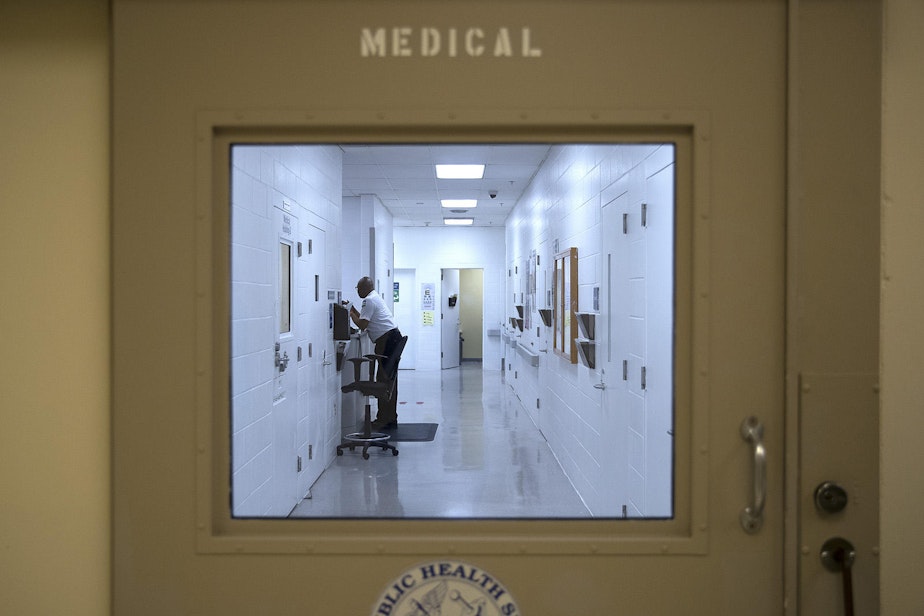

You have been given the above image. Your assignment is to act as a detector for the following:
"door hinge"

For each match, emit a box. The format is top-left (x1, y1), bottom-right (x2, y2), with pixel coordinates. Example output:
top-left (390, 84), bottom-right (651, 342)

top-left (622, 359), bottom-right (628, 380)
top-left (308, 444), bottom-right (313, 460)
top-left (641, 366), bottom-right (647, 390)
top-left (297, 242), bottom-right (303, 257)
top-left (623, 212), bottom-right (628, 234)
top-left (641, 202), bottom-right (648, 227)
top-left (296, 456), bottom-right (302, 472)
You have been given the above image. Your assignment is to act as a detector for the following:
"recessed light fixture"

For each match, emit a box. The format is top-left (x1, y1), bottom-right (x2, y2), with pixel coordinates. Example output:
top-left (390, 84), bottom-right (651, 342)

top-left (436, 164), bottom-right (485, 179)
top-left (441, 199), bottom-right (477, 209)
top-left (444, 218), bottom-right (474, 226)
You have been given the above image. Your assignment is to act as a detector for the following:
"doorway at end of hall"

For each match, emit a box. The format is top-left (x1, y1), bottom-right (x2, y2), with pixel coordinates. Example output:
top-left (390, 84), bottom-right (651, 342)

top-left (441, 268), bottom-right (484, 369)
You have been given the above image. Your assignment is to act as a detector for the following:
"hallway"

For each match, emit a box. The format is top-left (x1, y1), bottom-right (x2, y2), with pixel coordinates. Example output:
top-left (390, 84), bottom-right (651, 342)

top-left (289, 363), bottom-right (591, 518)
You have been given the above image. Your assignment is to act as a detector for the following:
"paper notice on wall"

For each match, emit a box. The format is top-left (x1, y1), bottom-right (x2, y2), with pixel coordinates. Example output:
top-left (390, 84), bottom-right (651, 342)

top-left (421, 283), bottom-right (435, 310)
top-left (422, 311), bottom-right (435, 326)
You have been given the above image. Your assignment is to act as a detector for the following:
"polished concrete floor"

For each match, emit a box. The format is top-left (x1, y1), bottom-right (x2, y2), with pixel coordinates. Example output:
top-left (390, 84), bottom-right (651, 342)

top-left (289, 362), bottom-right (591, 518)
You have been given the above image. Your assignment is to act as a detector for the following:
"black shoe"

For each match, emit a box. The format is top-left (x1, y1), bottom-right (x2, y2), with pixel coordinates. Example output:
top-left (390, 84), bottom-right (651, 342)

top-left (371, 417), bottom-right (398, 430)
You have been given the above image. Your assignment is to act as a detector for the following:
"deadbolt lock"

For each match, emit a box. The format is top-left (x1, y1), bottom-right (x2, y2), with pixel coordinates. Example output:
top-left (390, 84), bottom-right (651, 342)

top-left (814, 481), bottom-right (848, 514)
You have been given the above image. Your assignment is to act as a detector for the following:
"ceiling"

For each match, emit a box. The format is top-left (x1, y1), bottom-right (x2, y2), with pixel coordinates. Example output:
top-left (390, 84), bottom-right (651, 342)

top-left (340, 144), bottom-right (551, 227)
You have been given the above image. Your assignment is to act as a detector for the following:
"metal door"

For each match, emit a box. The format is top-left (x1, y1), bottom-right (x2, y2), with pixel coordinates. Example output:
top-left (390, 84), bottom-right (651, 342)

top-left (109, 1), bottom-right (882, 613)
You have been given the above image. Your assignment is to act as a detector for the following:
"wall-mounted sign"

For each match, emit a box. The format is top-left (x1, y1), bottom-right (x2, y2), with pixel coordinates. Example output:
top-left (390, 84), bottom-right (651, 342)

top-left (361, 27), bottom-right (542, 59)
top-left (421, 283), bottom-right (435, 311)
top-left (371, 560), bottom-right (519, 616)
top-left (422, 311), bottom-right (435, 326)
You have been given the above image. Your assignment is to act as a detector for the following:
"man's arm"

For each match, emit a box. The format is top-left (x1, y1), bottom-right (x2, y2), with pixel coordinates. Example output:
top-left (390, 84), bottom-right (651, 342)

top-left (349, 305), bottom-right (369, 331)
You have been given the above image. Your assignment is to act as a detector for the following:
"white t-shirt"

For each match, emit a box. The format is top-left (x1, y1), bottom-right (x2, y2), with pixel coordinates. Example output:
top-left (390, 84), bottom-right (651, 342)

top-left (359, 290), bottom-right (397, 342)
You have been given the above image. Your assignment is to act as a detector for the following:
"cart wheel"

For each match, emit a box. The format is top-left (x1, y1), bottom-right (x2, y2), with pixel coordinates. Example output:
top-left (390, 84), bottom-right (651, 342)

top-left (336, 449), bottom-right (343, 456)
top-left (392, 449), bottom-right (399, 456)
top-left (362, 451), bottom-right (370, 460)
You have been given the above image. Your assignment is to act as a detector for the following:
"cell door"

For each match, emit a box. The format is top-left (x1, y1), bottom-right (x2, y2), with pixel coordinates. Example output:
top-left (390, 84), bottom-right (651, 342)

top-left (271, 206), bottom-right (299, 515)
top-left (599, 146), bottom-right (675, 518)
top-left (295, 223), bottom-right (329, 496)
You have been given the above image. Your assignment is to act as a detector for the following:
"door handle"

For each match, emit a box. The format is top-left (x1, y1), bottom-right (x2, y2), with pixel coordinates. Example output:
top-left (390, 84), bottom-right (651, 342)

top-left (275, 343), bottom-right (290, 372)
top-left (820, 537), bottom-right (856, 616)
top-left (739, 416), bottom-right (766, 533)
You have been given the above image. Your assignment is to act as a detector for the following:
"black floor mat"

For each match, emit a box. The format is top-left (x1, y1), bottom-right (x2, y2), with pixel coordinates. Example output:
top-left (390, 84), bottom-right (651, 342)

top-left (349, 422), bottom-right (438, 442)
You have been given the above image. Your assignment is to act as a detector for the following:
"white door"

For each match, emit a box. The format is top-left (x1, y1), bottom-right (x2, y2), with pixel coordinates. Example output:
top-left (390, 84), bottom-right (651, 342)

top-left (296, 223), bottom-right (328, 496)
top-left (600, 176), bottom-right (630, 516)
top-left (441, 268), bottom-right (461, 369)
top-left (640, 147), bottom-right (675, 516)
top-left (271, 206), bottom-right (299, 515)
top-left (600, 146), bottom-right (675, 518)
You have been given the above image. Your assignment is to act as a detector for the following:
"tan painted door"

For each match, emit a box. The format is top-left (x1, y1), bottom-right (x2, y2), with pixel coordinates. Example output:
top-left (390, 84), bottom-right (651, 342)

top-left (113, 1), bottom-right (798, 613)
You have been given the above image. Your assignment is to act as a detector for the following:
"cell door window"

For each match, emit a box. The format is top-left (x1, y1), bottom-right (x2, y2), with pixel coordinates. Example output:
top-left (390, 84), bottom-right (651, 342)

top-left (279, 242), bottom-right (291, 334)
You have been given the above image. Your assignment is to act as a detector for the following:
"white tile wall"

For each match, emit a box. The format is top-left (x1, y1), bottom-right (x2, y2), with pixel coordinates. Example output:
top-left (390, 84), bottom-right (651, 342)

top-left (506, 144), bottom-right (674, 517)
top-left (394, 226), bottom-right (507, 371)
top-left (231, 145), bottom-right (342, 517)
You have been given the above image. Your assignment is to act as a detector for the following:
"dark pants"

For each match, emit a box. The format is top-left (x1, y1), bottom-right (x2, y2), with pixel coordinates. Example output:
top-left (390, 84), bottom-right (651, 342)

top-left (373, 328), bottom-right (402, 422)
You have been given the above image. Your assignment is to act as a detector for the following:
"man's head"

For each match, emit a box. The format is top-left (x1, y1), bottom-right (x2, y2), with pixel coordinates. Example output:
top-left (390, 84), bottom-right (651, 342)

top-left (356, 276), bottom-right (374, 298)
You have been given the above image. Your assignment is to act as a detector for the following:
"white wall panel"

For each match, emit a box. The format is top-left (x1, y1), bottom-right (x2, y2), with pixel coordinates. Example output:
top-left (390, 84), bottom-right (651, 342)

top-left (394, 226), bottom-right (506, 371)
top-left (231, 144), bottom-right (343, 516)
top-left (505, 144), bottom-right (673, 517)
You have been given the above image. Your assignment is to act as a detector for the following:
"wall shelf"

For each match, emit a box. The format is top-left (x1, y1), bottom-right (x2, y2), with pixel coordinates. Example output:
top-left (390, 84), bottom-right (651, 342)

top-left (538, 308), bottom-right (553, 327)
top-left (575, 312), bottom-right (597, 340)
top-left (575, 339), bottom-right (596, 370)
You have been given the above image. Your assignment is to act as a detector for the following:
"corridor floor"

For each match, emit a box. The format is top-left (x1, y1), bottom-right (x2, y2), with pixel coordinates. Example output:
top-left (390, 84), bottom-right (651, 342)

top-left (289, 362), bottom-right (591, 518)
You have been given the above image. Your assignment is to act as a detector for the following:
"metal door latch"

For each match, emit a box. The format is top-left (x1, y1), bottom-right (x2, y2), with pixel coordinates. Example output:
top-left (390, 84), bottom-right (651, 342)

top-left (275, 343), bottom-right (290, 372)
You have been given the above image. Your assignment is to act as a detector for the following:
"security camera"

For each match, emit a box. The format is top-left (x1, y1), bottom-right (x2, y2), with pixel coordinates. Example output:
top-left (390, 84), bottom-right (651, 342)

top-left (489, 190), bottom-right (498, 199)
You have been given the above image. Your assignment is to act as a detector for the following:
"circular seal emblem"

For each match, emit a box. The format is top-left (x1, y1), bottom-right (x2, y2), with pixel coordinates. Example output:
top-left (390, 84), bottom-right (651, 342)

top-left (372, 559), bottom-right (520, 616)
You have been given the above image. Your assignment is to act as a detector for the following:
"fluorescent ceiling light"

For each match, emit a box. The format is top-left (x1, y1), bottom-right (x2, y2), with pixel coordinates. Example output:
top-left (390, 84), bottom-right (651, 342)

top-left (444, 218), bottom-right (474, 226)
top-left (441, 199), bottom-right (477, 209)
top-left (436, 164), bottom-right (485, 179)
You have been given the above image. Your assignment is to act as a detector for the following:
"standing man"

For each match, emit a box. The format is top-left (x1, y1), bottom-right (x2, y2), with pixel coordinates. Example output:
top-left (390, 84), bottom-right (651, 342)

top-left (347, 276), bottom-right (403, 429)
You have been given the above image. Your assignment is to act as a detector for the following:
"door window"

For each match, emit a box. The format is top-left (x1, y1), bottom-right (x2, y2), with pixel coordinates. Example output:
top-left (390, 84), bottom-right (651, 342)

top-left (226, 141), bottom-right (680, 523)
top-left (279, 242), bottom-right (291, 334)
